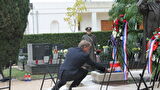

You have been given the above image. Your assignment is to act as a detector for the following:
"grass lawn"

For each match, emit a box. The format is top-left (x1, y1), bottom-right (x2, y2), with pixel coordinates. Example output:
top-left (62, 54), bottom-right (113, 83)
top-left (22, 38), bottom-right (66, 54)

top-left (3, 68), bottom-right (57, 80)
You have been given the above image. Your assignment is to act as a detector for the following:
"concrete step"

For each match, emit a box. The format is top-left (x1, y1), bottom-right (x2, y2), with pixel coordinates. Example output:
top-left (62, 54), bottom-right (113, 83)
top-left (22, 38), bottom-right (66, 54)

top-left (91, 69), bottom-right (151, 83)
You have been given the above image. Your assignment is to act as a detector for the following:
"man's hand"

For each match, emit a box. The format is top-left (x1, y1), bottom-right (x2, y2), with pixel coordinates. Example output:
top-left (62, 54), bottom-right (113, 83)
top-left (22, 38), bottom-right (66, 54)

top-left (105, 68), bottom-right (111, 73)
top-left (106, 68), bottom-right (116, 72)
top-left (99, 68), bottom-right (110, 73)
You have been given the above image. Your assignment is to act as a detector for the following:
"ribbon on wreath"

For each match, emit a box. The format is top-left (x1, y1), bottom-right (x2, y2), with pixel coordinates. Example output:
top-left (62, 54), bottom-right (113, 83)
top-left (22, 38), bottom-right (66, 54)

top-left (111, 16), bottom-right (128, 80)
top-left (147, 39), bottom-right (156, 74)
top-left (147, 33), bottom-right (160, 74)
top-left (122, 21), bottom-right (128, 80)
top-left (111, 17), bottom-right (120, 62)
top-left (111, 36), bottom-right (117, 62)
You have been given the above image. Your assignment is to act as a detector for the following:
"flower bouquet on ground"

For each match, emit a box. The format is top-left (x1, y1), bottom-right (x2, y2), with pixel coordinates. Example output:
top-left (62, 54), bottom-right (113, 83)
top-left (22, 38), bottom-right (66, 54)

top-left (109, 61), bottom-right (122, 72)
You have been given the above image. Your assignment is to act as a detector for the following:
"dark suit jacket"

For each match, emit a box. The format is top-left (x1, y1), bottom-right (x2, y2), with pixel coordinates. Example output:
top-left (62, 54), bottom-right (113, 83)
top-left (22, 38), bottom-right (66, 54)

top-left (59, 47), bottom-right (105, 76)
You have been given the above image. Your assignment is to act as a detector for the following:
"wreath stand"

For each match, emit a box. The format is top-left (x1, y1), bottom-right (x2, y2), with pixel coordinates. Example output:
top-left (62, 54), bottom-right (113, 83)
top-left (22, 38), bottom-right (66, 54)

top-left (40, 54), bottom-right (63, 90)
top-left (99, 38), bottom-right (138, 90)
top-left (137, 33), bottom-right (160, 90)
top-left (137, 57), bottom-right (160, 90)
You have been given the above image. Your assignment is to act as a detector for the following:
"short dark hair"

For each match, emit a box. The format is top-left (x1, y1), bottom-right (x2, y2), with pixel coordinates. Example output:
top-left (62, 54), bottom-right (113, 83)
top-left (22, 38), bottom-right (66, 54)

top-left (85, 27), bottom-right (92, 31)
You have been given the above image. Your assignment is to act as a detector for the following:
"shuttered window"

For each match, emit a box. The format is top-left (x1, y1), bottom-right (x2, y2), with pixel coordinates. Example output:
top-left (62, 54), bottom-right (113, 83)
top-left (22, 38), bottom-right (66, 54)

top-left (101, 20), bottom-right (114, 31)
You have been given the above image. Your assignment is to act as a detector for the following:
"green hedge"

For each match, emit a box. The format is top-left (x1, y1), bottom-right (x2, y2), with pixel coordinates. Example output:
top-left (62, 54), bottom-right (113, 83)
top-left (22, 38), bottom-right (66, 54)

top-left (20, 31), bottom-right (112, 49)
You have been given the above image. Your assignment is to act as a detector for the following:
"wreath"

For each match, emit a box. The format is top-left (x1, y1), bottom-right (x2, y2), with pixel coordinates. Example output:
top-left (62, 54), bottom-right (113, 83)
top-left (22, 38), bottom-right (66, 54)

top-left (112, 14), bottom-right (127, 38)
top-left (147, 32), bottom-right (160, 74)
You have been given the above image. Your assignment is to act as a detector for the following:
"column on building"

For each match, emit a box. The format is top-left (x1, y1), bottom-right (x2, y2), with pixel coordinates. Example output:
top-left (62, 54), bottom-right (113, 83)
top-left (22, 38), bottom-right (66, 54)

top-left (30, 10), bottom-right (36, 34)
top-left (91, 12), bottom-right (97, 31)
top-left (35, 11), bottom-right (39, 34)
top-left (30, 10), bottom-right (39, 34)
top-left (28, 10), bottom-right (35, 34)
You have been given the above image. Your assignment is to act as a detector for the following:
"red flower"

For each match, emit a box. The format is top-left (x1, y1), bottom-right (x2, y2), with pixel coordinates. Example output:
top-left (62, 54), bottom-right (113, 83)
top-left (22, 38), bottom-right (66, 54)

top-left (119, 14), bottom-right (124, 17)
top-left (112, 25), bottom-right (114, 29)
top-left (115, 26), bottom-right (119, 32)
top-left (151, 36), bottom-right (156, 40)
top-left (115, 19), bottom-right (120, 25)
top-left (153, 42), bottom-right (158, 51)
top-left (123, 19), bottom-right (127, 23)
top-left (153, 33), bottom-right (160, 39)
top-left (155, 28), bottom-right (160, 32)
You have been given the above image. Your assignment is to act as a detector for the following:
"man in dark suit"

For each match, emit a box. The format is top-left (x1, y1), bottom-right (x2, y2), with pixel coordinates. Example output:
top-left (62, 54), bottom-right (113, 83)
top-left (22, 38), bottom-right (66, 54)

top-left (52, 40), bottom-right (106, 90)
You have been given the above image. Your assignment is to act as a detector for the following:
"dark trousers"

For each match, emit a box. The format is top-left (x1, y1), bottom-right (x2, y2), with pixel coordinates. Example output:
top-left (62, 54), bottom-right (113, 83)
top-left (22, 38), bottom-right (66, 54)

top-left (52, 68), bottom-right (88, 90)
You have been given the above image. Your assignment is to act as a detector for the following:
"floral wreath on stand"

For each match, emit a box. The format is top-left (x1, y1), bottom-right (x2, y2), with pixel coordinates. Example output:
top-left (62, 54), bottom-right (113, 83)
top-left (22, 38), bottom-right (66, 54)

top-left (146, 29), bottom-right (160, 75)
top-left (111, 14), bottom-right (129, 80)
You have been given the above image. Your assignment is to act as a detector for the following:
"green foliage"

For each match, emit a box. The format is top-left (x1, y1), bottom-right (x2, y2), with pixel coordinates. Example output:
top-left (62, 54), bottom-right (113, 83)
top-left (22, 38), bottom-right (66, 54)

top-left (157, 46), bottom-right (160, 56)
top-left (109, 0), bottom-right (143, 30)
top-left (3, 68), bottom-right (26, 80)
top-left (127, 30), bottom-right (143, 55)
top-left (20, 32), bottom-right (112, 49)
top-left (20, 31), bottom-right (144, 70)
top-left (20, 30), bottom-right (143, 54)
top-left (0, 0), bottom-right (30, 69)
top-left (3, 68), bottom-right (55, 80)
top-left (99, 47), bottom-right (112, 62)
top-left (64, 0), bottom-right (87, 32)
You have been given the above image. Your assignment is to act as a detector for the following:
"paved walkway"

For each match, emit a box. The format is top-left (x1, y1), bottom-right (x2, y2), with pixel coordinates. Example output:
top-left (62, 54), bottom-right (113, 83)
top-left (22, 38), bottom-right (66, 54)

top-left (0, 79), bottom-right (53, 90)
top-left (47, 75), bottom-right (160, 90)
top-left (0, 69), bottom-right (160, 90)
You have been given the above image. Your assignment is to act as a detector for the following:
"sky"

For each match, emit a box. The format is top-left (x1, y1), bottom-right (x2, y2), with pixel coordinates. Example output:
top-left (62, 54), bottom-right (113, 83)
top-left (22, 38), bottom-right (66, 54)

top-left (30, 0), bottom-right (114, 3)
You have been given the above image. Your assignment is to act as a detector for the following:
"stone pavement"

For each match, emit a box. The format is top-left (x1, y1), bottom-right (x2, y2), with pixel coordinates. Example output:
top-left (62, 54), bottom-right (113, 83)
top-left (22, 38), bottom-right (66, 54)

top-left (0, 69), bottom-right (159, 90)
top-left (46, 75), bottom-right (160, 90)
top-left (0, 79), bottom-right (53, 90)
top-left (47, 69), bottom-right (160, 90)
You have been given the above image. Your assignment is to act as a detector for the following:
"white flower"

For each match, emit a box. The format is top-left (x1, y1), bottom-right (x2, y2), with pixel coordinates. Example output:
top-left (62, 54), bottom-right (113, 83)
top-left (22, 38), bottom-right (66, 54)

top-left (63, 49), bottom-right (68, 53)
top-left (155, 35), bottom-right (159, 39)
top-left (120, 36), bottom-right (123, 40)
top-left (112, 30), bottom-right (117, 38)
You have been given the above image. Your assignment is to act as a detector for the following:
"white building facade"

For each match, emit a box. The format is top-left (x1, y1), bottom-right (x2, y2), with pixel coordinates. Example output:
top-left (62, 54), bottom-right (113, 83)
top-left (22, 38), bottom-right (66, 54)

top-left (25, 1), bottom-right (114, 34)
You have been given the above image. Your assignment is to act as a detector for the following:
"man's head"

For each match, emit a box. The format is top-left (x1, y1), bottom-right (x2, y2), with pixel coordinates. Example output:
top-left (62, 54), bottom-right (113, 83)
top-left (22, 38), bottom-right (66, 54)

top-left (78, 40), bottom-right (91, 53)
top-left (85, 27), bottom-right (92, 34)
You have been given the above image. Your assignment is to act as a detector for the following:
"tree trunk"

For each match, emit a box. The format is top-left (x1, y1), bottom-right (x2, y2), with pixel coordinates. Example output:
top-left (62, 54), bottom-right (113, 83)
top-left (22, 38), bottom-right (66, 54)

top-left (0, 67), bottom-right (4, 79)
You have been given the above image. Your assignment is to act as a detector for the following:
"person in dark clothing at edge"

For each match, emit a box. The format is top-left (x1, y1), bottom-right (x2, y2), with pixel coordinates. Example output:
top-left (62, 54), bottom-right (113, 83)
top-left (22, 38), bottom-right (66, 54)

top-left (52, 40), bottom-right (106, 90)
top-left (82, 27), bottom-right (97, 62)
